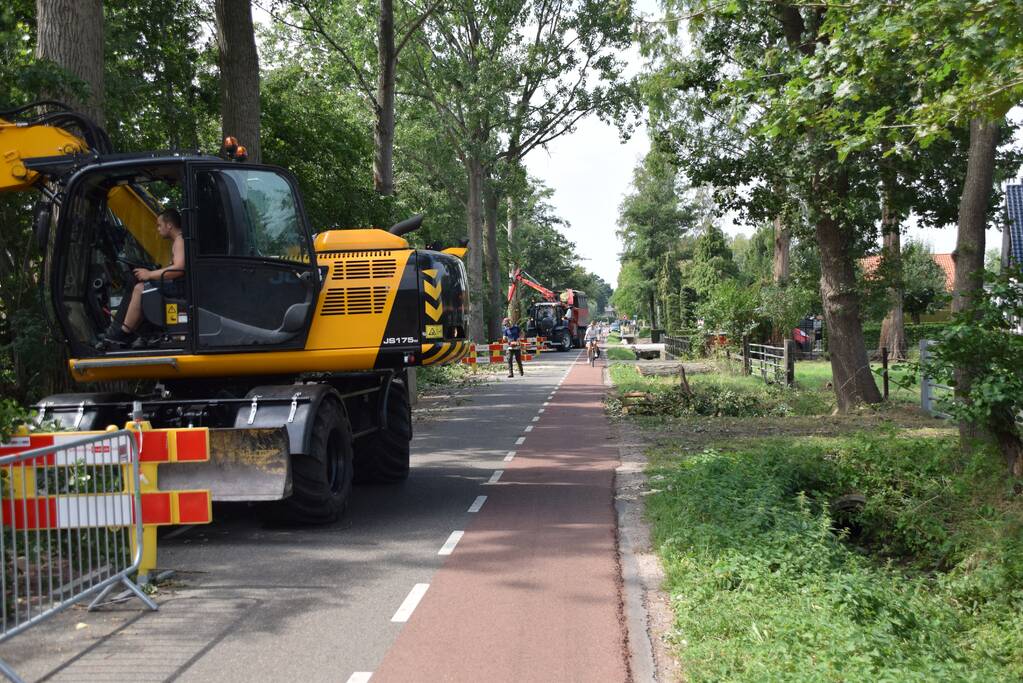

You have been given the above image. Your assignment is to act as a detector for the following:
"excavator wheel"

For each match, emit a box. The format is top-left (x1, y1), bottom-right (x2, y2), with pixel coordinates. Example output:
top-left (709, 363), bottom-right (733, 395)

top-left (353, 379), bottom-right (412, 483)
top-left (268, 398), bottom-right (353, 524)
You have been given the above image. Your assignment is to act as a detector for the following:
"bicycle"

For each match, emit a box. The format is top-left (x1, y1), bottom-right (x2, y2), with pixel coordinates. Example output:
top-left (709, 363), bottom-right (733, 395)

top-left (587, 339), bottom-right (599, 366)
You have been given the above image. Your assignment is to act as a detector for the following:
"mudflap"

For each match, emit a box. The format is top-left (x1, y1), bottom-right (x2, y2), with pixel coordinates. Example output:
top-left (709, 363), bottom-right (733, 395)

top-left (158, 427), bottom-right (291, 502)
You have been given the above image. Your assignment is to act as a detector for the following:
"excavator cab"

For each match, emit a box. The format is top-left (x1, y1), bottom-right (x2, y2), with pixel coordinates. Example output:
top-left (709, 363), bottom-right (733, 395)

top-left (50, 158), bottom-right (319, 358)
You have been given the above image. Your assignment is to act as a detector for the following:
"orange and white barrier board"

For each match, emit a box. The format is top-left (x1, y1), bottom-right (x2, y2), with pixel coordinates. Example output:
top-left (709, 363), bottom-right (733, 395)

top-left (0, 425), bottom-right (211, 577)
top-left (462, 340), bottom-right (543, 365)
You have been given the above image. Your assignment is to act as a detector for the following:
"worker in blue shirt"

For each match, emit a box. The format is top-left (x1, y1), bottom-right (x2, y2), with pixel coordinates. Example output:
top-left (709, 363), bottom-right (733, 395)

top-left (502, 317), bottom-right (524, 377)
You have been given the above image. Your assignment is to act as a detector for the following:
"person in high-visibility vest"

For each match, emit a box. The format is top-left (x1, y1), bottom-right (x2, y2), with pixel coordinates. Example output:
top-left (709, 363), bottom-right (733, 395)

top-left (502, 317), bottom-right (524, 378)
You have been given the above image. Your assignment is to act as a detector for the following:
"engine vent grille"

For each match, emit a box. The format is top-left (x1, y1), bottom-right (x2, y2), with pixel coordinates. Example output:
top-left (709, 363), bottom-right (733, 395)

top-left (331, 258), bottom-right (397, 281)
top-left (321, 286), bottom-right (390, 316)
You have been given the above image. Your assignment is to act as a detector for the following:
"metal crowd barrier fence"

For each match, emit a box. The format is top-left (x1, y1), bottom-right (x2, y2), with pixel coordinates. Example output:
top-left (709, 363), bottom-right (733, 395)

top-left (919, 339), bottom-right (955, 419)
top-left (748, 343), bottom-right (787, 385)
top-left (0, 429), bottom-right (157, 682)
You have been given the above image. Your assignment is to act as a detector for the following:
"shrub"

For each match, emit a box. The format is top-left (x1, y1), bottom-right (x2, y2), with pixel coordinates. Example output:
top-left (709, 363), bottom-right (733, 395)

top-left (605, 346), bottom-right (635, 361)
top-left (647, 435), bottom-right (1023, 681)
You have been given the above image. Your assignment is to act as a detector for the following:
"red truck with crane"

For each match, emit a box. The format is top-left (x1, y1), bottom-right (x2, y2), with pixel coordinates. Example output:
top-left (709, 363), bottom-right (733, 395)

top-left (507, 268), bottom-right (588, 351)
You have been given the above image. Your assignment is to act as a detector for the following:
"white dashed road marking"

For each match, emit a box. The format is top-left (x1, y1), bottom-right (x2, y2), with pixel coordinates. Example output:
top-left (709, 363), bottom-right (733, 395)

top-left (346, 673), bottom-right (372, 683)
top-left (532, 416), bottom-right (540, 422)
top-left (392, 584), bottom-right (430, 623)
top-left (439, 531), bottom-right (464, 556)
top-left (504, 451), bottom-right (516, 462)
top-left (468, 495), bottom-right (487, 512)
top-left (486, 470), bottom-right (504, 485)
top-left (515, 437), bottom-right (525, 445)
top-left (524, 426), bottom-right (533, 433)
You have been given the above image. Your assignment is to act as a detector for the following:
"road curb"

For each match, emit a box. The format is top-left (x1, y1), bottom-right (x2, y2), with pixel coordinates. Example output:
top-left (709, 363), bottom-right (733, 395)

top-left (607, 366), bottom-right (681, 682)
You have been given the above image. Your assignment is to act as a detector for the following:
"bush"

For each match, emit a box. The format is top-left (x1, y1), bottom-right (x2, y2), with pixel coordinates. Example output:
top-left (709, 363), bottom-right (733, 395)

top-left (415, 363), bottom-right (491, 395)
top-left (647, 434), bottom-right (1023, 681)
top-left (0, 399), bottom-right (32, 441)
top-left (609, 365), bottom-right (831, 417)
top-left (861, 321), bottom-right (950, 350)
top-left (605, 346), bottom-right (635, 360)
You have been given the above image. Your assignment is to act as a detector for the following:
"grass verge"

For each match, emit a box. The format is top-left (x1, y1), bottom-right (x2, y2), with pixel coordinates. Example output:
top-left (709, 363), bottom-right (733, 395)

top-left (415, 363), bottom-right (496, 397)
top-left (608, 362), bottom-right (1023, 681)
top-left (605, 346), bottom-right (635, 361)
top-left (608, 363), bottom-right (832, 417)
top-left (645, 434), bottom-right (1023, 681)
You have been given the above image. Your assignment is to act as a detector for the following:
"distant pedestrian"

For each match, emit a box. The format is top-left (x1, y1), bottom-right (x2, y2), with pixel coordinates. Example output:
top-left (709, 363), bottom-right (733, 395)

top-left (502, 317), bottom-right (524, 377)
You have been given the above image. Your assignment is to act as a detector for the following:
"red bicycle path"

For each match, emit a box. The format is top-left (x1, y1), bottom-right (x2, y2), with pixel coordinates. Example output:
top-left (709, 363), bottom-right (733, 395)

top-left (373, 353), bottom-right (628, 682)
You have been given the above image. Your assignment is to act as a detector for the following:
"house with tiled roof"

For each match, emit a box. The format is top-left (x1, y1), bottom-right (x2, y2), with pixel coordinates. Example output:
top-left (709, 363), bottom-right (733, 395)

top-left (859, 251), bottom-right (956, 322)
top-left (859, 253), bottom-right (956, 292)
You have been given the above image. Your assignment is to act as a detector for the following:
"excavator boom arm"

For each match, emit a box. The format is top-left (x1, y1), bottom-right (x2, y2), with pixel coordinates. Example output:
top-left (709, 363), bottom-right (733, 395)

top-left (0, 116), bottom-right (168, 264)
top-left (508, 267), bottom-right (557, 303)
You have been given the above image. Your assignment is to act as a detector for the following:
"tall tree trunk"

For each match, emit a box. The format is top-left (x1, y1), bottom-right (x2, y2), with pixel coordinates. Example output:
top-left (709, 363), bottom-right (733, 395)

top-left (952, 118), bottom-right (999, 451)
top-left (506, 194), bottom-right (521, 321)
top-left (37, 0), bottom-right (105, 127)
top-left (374, 0), bottom-right (396, 195)
top-left (878, 177), bottom-right (907, 360)
top-left (772, 215), bottom-right (790, 285)
top-left (215, 0), bottom-right (261, 163)
top-left (815, 172), bottom-right (882, 410)
top-left (465, 156), bottom-right (486, 343)
top-left (484, 178), bottom-right (502, 342)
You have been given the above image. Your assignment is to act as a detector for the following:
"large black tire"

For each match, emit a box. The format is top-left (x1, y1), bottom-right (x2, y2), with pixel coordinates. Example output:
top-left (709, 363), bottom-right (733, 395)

top-left (273, 399), bottom-right (353, 524)
top-left (353, 380), bottom-right (412, 483)
top-left (557, 330), bottom-right (572, 352)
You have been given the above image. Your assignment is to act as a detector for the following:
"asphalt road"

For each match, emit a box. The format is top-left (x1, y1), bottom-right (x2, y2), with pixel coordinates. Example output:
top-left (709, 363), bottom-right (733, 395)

top-left (3, 350), bottom-right (626, 682)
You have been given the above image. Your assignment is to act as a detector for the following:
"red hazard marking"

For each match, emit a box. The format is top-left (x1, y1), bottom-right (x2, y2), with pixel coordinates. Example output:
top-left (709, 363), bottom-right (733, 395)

top-left (177, 491), bottom-right (211, 524)
top-left (141, 492), bottom-right (172, 525)
top-left (138, 431), bottom-right (169, 463)
top-left (0, 435), bottom-right (54, 458)
top-left (2, 498), bottom-right (58, 530)
top-left (175, 430), bottom-right (208, 462)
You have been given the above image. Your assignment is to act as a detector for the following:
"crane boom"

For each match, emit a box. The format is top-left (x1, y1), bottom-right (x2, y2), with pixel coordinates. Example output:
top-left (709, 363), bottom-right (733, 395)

top-left (508, 267), bottom-right (557, 303)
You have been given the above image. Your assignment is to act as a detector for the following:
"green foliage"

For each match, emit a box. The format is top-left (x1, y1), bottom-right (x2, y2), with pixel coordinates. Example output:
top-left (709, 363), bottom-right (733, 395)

top-left (604, 346), bottom-right (635, 361)
top-left (0, 399), bottom-right (32, 441)
top-left (699, 280), bottom-right (760, 340)
top-left (261, 66), bottom-right (390, 231)
top-left (0, 1), bottom-right (78, 109)
top-left (647, 434), bottom-right (1023, 681)
top-left (415, 363), bottom-right (495, 396)
top-left (608, 364), bottom-right (830, 418)
top-left (104, 0), bottom-right (218, 153)
top-left (925, 268), bottom-right (1023, 455)
top-left (731, 224), bottom-right (773, 286)
top-left (902, 242), bottom-right (951, 322)
top-left (682, 222), bottom-right (738, 299)
top-left (862, 241), bottom-right (950, 323)
top-left (861, 322), bottom-right (950, 351)
top-left (610, 260), bottom-right (649, 321)
top-left (758, 283), bottom-right (816, 339)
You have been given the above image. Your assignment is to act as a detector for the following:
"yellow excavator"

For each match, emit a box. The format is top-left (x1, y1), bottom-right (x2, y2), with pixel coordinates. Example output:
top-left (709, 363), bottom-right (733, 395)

top-left (1, 101), bottom-right (471, 522)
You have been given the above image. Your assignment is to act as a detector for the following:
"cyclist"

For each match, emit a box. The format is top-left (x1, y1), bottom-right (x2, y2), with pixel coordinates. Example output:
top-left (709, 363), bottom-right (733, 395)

top-left (585, 325), bottom-right (600, 365)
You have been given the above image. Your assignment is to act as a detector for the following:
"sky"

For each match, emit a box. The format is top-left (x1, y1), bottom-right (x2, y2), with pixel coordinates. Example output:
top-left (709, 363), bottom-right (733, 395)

top-left (524, 6), bottom-right (1022, 289)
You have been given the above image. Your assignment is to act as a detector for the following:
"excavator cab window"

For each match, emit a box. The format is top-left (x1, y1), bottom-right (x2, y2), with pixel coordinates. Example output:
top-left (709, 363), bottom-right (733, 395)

top-left (55, 162), bottom-right (187, 355)
top-left (190, 166), bottom-right (317, 351)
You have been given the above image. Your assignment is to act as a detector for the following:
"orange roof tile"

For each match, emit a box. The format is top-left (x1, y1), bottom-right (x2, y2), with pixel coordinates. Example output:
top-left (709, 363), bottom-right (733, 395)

top-left (858, 253), bottom-right (955, 292)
